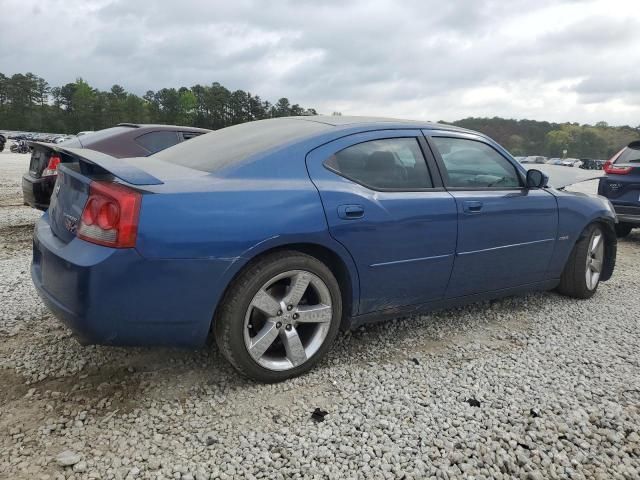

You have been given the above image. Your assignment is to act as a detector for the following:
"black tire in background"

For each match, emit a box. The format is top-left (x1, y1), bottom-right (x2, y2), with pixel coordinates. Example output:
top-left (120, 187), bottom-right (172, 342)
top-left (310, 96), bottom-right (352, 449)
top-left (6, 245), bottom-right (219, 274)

top-left (615, 223), bottom-right (633, 238)
top-left (215, 251), bottom-right (342, 383)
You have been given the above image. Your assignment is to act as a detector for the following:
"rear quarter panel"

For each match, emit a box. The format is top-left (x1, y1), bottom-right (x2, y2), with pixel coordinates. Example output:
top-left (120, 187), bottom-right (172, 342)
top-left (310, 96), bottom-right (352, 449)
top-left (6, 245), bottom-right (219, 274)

top-left (135, 145), bottom-right (361, 315)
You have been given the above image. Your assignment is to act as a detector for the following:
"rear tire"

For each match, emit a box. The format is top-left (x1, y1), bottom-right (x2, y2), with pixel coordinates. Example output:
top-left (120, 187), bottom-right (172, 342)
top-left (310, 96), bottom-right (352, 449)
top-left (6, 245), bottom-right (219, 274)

top-left (615, 223), bottom-right (632, 238)
top-left (557, 224), bottom-right (606, 299)
top-left (214, 251), bottom-right (342, 382)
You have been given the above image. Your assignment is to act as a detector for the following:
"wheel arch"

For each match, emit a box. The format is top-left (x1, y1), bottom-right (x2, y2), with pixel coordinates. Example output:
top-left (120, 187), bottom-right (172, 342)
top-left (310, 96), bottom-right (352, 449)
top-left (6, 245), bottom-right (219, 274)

top-left (210, 239), bottom-right (360, 334)
top-left (580, 217), bottom-right (617, 282)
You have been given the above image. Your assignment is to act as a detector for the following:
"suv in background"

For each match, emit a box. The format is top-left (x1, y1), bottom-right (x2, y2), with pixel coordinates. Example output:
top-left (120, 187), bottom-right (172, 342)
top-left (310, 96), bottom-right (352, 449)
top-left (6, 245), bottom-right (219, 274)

top-left (598, 141), bottom-right (640, 237)
top-left (22, 123), bottom-right (210, 210)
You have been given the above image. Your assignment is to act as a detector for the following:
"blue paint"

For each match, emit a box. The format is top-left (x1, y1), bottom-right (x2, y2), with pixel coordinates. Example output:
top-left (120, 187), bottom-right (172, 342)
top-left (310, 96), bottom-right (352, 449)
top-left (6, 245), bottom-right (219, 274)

top-left (370, 253), bottom-right (452, 268)
top-left (31, 117), bottom-right (617, 347)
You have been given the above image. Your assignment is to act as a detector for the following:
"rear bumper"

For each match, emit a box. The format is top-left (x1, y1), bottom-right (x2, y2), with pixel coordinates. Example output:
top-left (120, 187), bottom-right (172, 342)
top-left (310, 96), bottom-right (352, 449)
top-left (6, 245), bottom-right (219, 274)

top-left (32, 214), bottom-right (233, 347)
top-left (22, 173), bottom-right (54, 210)
top-left (612, 204), bottom-right (640, 225)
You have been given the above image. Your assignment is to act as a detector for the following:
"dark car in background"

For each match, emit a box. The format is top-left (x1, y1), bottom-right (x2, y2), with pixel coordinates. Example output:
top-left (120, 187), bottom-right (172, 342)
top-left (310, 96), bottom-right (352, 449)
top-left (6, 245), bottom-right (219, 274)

top-left (598, 141), bottom-right (640, 237)
top-left (22, 123), bottom-right (210, 210)
top-left (580, 158), bottom-right (605, 170)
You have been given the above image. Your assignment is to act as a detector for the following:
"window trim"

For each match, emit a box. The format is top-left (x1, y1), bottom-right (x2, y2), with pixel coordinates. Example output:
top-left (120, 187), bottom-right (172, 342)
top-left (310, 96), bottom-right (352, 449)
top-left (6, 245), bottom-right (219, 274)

top-left (179, 131), bottom-right (203, 142)
top-left (322, 135), bottom-right (443, 193)
top-left (424, 133), bottom-right (526, 191)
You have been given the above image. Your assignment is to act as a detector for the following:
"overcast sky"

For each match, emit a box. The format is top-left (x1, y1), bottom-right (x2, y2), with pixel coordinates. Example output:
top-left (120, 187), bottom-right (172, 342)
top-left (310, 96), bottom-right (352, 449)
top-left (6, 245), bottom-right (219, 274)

top-left (1, 0), bottom-right (638, 125)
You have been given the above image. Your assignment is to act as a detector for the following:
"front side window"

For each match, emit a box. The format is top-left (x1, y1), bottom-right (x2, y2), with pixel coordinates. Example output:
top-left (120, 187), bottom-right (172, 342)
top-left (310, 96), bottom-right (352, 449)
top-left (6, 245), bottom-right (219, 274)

top-left (324, 138), bottom-right (433, 190)
top-left (431, 137), bottom-right (521, 189)
top-left (135, 131), bottom-right (180, 154)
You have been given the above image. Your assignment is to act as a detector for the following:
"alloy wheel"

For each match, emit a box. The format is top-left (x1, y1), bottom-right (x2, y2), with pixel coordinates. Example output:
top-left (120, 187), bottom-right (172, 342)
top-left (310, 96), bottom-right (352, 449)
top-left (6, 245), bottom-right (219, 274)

top-left (243, 270), bottom-right (333, 371)
top-left (585, 228), bottom-right (604, 291)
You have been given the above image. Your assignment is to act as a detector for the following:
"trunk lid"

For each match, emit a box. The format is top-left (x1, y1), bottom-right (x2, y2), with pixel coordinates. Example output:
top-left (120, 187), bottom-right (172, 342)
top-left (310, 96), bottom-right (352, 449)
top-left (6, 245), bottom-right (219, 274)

top-left (27, 141), bottom-right (78, 178)
top-left (599, 143), bottom-right (640, 206)
top-left (47, 147), bottom-right (164, 244)
top-left (599, 165), bottom-right (640, 205)
top-left (28, 146), bottom-right (49, 178)
top-left (48, 164), bottom-right (92, 243)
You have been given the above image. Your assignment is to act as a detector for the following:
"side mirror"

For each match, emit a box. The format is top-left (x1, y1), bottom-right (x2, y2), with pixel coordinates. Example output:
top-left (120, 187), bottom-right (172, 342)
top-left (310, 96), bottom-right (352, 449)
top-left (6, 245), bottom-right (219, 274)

top-left (526, 169), bottom-right (548, 188)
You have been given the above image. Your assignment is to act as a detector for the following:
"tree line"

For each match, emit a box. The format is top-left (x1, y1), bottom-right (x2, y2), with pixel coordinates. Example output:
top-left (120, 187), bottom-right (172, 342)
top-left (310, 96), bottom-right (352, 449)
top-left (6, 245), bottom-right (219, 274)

top-left (450, 117), bottom-right (640, 160)
top-left (0, 72), bottom-right (317, 134)
top-left (1, 72), bottom-right (638, 159)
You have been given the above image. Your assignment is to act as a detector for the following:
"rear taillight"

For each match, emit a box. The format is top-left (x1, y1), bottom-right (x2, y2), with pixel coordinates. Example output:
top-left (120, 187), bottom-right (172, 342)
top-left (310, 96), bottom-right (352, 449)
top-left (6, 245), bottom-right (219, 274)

top-left (78, 181), bottom-right (141, 248)
top-left (603, 160), bottom-right (632, 175)
top-left (42, 154), bottom-right (61, 177)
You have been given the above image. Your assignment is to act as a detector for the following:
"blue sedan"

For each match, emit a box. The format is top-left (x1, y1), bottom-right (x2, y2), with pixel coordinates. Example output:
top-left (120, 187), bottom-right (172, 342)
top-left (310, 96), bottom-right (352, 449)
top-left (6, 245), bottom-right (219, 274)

top-left (32, 116), bottom-right (618, 382)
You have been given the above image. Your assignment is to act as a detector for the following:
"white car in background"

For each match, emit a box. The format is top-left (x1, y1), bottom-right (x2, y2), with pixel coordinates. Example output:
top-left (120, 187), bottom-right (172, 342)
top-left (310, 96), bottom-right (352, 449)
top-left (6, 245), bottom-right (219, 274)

top-left (561, 158), bottom-right (583, 168)
top-left (522, 155), bottom-right (547, 164)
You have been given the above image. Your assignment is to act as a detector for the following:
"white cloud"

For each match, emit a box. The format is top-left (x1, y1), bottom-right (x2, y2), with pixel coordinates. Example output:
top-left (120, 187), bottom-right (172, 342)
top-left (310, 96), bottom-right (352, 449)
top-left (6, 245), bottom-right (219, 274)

top-left (0, 0), bottom-right (638, 125)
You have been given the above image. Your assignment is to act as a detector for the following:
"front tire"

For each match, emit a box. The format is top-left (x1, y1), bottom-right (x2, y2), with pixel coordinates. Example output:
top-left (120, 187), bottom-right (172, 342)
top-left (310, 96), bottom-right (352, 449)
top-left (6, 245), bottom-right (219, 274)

top-left (557, 224), bottom-right (606, 299)
top-left (215, 251), bottom-right (342, 382)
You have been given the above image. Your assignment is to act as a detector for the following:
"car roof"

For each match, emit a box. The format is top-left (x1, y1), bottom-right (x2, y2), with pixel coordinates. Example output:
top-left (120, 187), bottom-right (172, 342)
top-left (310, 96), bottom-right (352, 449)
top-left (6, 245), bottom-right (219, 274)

top-left (287, 115), bottom-right (473, 133)
top-left (153, 115), bottom-right (486, 174)
top-left (117, 123), bottom-right (211, 132)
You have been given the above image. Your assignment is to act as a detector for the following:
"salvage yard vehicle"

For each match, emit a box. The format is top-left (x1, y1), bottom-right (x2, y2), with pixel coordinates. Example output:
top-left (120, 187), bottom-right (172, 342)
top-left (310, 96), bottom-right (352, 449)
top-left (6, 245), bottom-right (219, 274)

top-left (10, 139), bottom-right (30, 153)
top-left (22, 123), bottom-right (210, 210)
top-left (31, 116), bottom-right (618, 382)
top-left (598, 141), bottom-right (640, 237)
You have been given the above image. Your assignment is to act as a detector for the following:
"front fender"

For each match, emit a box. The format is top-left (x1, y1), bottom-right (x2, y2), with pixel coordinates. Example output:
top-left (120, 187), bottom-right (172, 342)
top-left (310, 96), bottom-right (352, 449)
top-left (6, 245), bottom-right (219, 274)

top-left (548, 189), bottom-right (617, 280)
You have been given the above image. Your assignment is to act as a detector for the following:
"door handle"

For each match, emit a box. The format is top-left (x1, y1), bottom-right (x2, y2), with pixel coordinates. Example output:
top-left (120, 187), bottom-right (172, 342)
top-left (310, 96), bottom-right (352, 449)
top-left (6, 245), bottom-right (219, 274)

top-left (463, 200), bottom-right (483, 214)
top-left (337, 204), bottom-right (364, 219)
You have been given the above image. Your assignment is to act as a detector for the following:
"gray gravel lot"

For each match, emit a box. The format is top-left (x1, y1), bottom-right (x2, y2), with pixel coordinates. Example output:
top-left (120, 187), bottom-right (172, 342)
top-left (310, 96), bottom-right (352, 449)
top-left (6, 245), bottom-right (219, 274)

top-left (1, 150), bottom-right (639, 479)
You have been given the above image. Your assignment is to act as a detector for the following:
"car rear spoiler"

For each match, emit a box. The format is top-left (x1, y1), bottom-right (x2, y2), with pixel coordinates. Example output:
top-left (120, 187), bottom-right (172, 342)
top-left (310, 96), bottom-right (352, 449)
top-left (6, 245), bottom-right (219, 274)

top-left (52, 145), bottom-right (164, 186)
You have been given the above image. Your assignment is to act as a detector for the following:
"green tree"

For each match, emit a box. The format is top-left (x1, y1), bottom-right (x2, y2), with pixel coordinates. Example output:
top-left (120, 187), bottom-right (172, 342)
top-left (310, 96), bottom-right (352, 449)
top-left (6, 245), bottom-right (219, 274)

top-left (545, 130), bottom-right (572, 157)
top-left (274, 98), bottom-right (291, 117)
top-left (0, 71), bottom-right (328, 134)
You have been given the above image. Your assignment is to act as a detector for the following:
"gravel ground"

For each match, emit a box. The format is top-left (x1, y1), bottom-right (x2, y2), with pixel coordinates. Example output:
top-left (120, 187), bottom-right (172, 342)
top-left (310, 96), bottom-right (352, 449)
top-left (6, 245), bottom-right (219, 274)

top-left (1, 149), bottom-right (639, 480)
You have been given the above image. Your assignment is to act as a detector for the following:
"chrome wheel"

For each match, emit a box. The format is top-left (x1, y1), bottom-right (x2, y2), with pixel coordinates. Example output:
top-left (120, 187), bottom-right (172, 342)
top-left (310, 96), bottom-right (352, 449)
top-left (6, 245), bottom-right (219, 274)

top-left (585, 228), bottom-right (604, 290)
top-left (243, 270), bottom-right (333, 371)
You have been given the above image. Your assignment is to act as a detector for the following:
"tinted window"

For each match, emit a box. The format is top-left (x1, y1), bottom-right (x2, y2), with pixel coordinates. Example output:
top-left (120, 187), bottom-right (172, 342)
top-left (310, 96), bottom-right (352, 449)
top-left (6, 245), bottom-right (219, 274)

top-left (158, 119), bottom-right (331, 173)
top-left (135, 131), bottom-right (180, 154)
top-left (616, 144), bottom-right (640, 163)
top-left (324, 138), bottom-right (432, 189)
top-left (431, 137), bottom-right (521, 188)
top-left (77, 126), bottom-right (135, 147)
top-left (181, 131), bottom-right (203, 141)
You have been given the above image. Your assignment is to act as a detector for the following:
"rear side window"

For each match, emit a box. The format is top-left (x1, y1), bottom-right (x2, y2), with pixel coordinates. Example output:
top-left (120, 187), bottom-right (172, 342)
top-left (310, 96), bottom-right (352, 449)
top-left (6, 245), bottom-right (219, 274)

top-left (431, 137), bottom-right (521, 189)
top-left (324, 138), bottom-right (433, 190)
top-left (135, 131), bottom-right (180, 154)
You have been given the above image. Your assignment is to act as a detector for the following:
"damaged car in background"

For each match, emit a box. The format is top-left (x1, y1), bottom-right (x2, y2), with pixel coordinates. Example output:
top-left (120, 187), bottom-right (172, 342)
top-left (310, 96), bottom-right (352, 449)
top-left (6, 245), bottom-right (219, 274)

top-left (31, 116), bottom-right (617, 382)
top-left (22, 123), bottom-right (210, 210)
